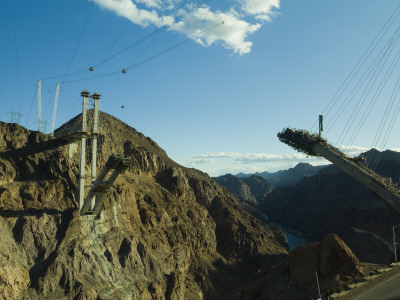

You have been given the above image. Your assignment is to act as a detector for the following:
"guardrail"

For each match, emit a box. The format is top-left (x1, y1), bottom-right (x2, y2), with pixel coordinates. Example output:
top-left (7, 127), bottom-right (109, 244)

top-left (330, 263), bottom-right (400, 299)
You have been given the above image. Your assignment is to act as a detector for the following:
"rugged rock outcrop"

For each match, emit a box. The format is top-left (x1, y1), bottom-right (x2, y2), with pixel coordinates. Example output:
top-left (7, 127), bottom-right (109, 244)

top-left (212, 174), bottom-right (273, 221)
top-left (319, 234), bottom-right (362, 278)
top-left (288, 234), bottom-right (362, 284)
top-left (0, 114), bottom-right (288, 299)
top-left (212, 174), bottom-right (272, 205)
top-left (288, 242), bottom-right (321, 284)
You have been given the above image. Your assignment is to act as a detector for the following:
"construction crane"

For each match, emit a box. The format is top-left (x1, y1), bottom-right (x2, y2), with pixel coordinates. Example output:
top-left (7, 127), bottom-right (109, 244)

top-left (278, 127), bottom-right (400, 213)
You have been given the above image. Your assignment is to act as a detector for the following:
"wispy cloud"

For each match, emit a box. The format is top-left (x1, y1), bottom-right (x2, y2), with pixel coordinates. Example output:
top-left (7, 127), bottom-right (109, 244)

top-left (187, 151), bottom-right (328, 176)
top-left (338, 145), bottom-right (369, 152)
top-left (91, 0), bottom-right (280, 54)
top-left (186, 146), bottom-right (400, 176)
top-left (189, 158), bottom-right (216, 164)
top-left (193, 151), bottom-right (319, 163)
top-left (91, 0), bottom-right (172, 27)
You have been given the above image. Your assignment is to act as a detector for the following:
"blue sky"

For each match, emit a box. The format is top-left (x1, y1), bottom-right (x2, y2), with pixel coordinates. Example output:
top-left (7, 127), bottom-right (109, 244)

top-left (1, 0), bottom-right (400, 176)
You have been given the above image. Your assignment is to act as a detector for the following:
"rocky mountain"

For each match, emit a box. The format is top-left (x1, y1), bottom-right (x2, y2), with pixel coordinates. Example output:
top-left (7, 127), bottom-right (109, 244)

top-left (212, 174), bottom-right (273, 222)
top-left (261, 150), bottom-right (400, 264)
top-left (236, 162), bottom-right (326, 187)
top-left (0, 112), bottom-right (290, 300)
top-left (212, 174), bottom-right (273, 205)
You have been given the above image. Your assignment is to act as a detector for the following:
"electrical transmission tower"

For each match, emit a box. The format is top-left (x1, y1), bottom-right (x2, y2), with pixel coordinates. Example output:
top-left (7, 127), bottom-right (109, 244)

top-left (6, 110), bottom-right (23, 124)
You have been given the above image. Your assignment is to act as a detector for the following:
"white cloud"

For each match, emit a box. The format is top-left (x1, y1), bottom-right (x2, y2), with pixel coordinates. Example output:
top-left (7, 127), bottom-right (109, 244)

top-left (187, 146), bottom-right (400, 177)
top-left (337, 145), bottom-right (369, 157)
top-left (92, 0), bottom-right (172, 27)
top-left (193, 151), bottom-right (321, 163)
top-left (239, 0), bottom-right (280, 20)
top-left (189, 158), bottom-right (216, 164)
top-left (338, 145), bottom-right (369, 152)
top-left (194, 152), bottom-right (242, 159)
top-left (91, 0), bottom-right (280, 54)
top-left (186, 150), bottom-right (330, 176)
top-left (170, 6), bottom-right (261, 54)
top-left (138, 0), bottom-right (162, 9)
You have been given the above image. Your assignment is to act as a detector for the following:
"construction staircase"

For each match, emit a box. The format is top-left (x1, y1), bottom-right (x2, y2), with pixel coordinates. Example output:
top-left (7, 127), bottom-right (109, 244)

top-left (80, 153), bottom-right (131, 216)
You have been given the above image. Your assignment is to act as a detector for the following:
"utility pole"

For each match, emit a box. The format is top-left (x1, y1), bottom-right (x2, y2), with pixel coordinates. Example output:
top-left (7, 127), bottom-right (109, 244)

top-left (393, 224), bottom-right (400, 263)
top-left (38, 79), bottom-right (42, 132)
top-left (79, 90), bottom-right (89, 209)
top-left (319, 115), bottom-right (323, 136)
top-left (315, 271), bottom-right (322, 300)
top-left (90, 93), bottom-right (101, 210)
top-left (50, 82), bottom-right (60, 137)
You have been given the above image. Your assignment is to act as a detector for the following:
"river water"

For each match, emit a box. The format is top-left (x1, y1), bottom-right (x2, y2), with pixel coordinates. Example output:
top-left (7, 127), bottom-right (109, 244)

top-left (264, 215), bottom-right (308, 250)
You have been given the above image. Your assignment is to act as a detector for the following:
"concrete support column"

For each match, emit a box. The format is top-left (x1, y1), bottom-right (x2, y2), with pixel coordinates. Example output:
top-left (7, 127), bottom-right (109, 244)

top-left (90, 93), bottom-right (101, 209)
top-left (79, 90), bottom-right (89, 209)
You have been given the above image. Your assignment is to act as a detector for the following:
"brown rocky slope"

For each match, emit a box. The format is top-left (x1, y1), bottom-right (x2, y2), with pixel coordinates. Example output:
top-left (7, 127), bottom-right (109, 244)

top-left (0, 112), bottom-right (288, 299)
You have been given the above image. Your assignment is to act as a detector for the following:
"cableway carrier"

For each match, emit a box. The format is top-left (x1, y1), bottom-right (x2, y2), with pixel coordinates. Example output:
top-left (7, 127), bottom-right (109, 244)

top-left (278, 128), bottom-right (400, 213)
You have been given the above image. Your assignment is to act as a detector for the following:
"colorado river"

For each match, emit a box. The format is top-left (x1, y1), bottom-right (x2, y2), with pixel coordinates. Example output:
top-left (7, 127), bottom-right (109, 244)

top-left (264, 214), bottom-right (308, 250)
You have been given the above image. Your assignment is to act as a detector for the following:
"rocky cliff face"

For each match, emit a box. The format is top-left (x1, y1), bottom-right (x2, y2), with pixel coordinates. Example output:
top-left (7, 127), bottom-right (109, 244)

top-left (288, 234), bottom-right (363, 284)
top-left (0, 113), bottom-right (288, 300)
top-left (212, 174), bottom-right (272, 205)
top-left (212, 174), bottom-right (273, 222)
top-left (261, 150), bottom-right (400, 264)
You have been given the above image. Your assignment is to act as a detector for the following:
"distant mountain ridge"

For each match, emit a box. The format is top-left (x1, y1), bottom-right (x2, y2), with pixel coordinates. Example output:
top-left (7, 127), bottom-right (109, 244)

top-left (236, 162), bottom-right (327, 187)
top-left (212, 163), bottom-right (327, 222)
top-left (261, 149), bottom-right (400, 264)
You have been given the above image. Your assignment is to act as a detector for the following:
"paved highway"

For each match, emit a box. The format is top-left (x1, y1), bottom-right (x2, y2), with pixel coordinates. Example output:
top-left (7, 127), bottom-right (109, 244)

top-left (352, 272), bottom-right (400, 300)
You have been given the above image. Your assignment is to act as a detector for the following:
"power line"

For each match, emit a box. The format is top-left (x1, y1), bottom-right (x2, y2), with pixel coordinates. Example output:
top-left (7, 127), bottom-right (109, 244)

top-left (25, 82), bottom-right (38, 127)
top-left (91, 0), bottom-right (211, 70)
top-left (99, 29), bottom-right (165, 97)
top-left (369, 75), bottom-right (400, 169)
top-left (41, 0), bottom-right (211, 83)
top-left (60, 0), bottom-right (269, 85)
top-left (312, 3), bottom-right (400, 132)
top-left (374, 86), bottom-right (400, 168)
top-left (86, 3), bottom-right (139, 88)
top-left (324, 19), bottom-right (400, 153)
top-left (12, 0), bottom-right (20, 107)
top-left (325, 21), bottom-right (400, 135)
top-left (60, 2), bottom-right (95, 89)
top-left (371, 75), bottom-right (400, 150)
top-left (333, 27), bottom-right (400, 145)
top-left (41, 68), bottom-right (88, 81)
top-left (46, 0), bottom-right (266, 136)
top-left (348, 41), bottom-right (400, 147)
top-left (49, 3), bottom-right (94, 136)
